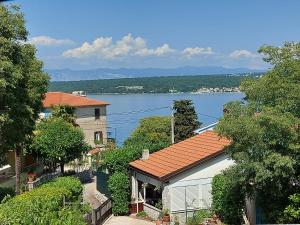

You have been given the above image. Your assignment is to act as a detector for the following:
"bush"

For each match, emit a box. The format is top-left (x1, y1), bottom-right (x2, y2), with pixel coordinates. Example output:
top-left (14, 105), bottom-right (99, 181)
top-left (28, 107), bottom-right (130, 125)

top-left (0, 187), bottom-right (15, 203)
top-left (279, 193), bottom-right (300, 223)
top-left (108, 172), bottom-right (129, 215)
top-left (42, 176), bottom-right (83, 199)
top-left (136, 210), bottom-right (147, 218)
top-left (0, 177), bottom-right (88, 224)
top-left (211, 171), bottom-right (245, 225)
top-left (102, 147), bottom-right (141, 174)
top-left (187, 209), bottom-right (212, 225)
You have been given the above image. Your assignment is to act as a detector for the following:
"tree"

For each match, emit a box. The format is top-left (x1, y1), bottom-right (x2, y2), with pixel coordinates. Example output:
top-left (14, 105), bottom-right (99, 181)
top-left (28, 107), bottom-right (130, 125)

top-left (212, 168), bottom-right (246, 225)
top-left (173, 100), bottom-right (201, 143)
top-left (0, 5), bottom-right (49, 193)
top-left (215, 42), bottom-right (300, 223)
top-left (124, 116), bottom-right (171, 152)
top-left (51, 105), bottom-right (77, 125)
top-left (31, 118), bottom-right (89, 173)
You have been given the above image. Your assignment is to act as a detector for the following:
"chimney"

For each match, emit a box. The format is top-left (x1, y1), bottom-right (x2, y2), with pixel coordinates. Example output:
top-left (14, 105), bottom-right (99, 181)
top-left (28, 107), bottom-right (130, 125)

top-left (142, 149), bottom-right (149, 160)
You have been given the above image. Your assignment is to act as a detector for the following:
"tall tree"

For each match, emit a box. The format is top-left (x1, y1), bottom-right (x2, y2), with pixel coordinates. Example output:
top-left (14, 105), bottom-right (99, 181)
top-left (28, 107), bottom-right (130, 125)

top-left (31, 117), bottom-right (89, 173)
top-left (215, 42), bottom-right (300, 223)
top-left (0, 5), bottom-right (49, 193)
top-left (173, 100), bottom-right (201, 143)
top-left (124, 116), bottom-right (171, 152)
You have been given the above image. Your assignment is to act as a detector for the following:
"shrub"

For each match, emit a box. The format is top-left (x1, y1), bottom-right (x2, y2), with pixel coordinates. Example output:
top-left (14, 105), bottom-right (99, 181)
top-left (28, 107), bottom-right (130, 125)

top-left (42, 176), bottom-right (83, 199)
top-left (0, 187), bottom-right (15, 203)
top-left (108, 172), bottom-right (129, 215)
top-left (136, 210), bottom-right (147, 218)
top-left (102, 147), bottom-right (141, 174)
top-left (279, 193), bottom-right (300, 223)
top-left (187, 209), bottom-right (212, 225)
top-left (0, 177), bottom-right (87, 224)
top-left (211, 172), bottom-right (245, 225)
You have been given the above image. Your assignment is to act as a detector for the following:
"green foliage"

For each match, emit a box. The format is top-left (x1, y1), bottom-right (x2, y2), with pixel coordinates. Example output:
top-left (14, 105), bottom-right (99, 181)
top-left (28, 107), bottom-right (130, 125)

top-left (174, 100), bottom-right (201, 142)
top-left (49, 74), bottom-right (257, 94)
top-left (136, 210), bottom-right (147, 218)
top-left (215, 42), bottom-right (300, 223)
top-left (280, 193), bottom-right (300, 223)
top-left (108, 172), bottom-right (129, 215)
top-left (42, 177), bottom-right (83, 200)
top-left (0, 177), bottom-right (87, 225)
top-left (211, 171), bottom-right (245, 225)
top-left (102, 147), bottom-right (140, 174)
top-left (51, 105), bottom-right (76, 125)
top-left (124, 116), bottom-right (171, 152)
top-left (31, 117), bottom-right (89, 172)
top-left (0, 4), bottom-right (49, 166)
top-left (187, 209), bottom-right (212, 225)
top-left (0, 187), bottom-right (15, 203)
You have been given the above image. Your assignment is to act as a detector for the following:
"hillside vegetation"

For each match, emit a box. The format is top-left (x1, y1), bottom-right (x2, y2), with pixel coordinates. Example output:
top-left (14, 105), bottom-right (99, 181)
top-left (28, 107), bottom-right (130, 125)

top-left (50, 74), bottom-right (259, 93)
top-left (49, 74), bottom-right (260, 94)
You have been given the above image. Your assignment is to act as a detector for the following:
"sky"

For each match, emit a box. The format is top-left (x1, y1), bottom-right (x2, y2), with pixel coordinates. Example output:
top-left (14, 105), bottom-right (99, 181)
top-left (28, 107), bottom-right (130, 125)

top-left (10, 0), bottom-right (300, 70)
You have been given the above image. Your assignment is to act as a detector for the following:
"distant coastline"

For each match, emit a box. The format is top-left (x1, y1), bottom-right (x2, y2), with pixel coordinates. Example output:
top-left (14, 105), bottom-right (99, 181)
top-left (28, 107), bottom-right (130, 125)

top-left (49, 73), bottom-right (259, 94)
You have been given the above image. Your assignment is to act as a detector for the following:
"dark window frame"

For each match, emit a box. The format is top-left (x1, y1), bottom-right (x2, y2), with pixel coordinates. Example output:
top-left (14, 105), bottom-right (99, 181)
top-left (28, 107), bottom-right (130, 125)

top-left (95, 108), bottom-right (100, 119)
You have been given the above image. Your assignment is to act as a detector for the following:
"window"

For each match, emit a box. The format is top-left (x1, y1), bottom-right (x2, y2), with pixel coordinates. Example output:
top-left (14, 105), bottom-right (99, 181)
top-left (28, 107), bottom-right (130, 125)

top-left (94, 131), bottom-right (103, 144)
top-left (95, 108), bottom-right (100, 119)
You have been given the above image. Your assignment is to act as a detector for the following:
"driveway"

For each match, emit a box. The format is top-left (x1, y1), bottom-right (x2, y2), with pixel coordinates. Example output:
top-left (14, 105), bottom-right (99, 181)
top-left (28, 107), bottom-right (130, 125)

top-left (104, 216), bottom-right (155, 225)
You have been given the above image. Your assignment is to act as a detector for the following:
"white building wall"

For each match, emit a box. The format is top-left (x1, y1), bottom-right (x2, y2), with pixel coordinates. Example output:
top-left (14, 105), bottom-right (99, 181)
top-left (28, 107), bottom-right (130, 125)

top-left (167, 153), bottom-right (235, 212)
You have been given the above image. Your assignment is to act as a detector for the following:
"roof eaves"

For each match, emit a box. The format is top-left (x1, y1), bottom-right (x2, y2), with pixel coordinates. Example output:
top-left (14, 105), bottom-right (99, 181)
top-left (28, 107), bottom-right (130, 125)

top-left (159, 149), bottom-right (225, 182)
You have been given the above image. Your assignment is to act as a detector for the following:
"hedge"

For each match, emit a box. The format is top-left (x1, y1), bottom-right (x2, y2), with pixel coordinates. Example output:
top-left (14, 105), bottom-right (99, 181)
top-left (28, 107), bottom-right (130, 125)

top-left (108, 172), bottom-right (129, 215)
top-left (0, 177), bottom-right (88, 225)
top-left (42, 176), bottom-right (83, 200)
top-left (211, 173), bottom-right (245, 225)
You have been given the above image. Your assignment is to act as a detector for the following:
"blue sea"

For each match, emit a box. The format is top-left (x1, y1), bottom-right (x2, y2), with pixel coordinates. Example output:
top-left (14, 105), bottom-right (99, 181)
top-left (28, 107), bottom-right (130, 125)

top-left (88, 92), bottom-right (244, 146)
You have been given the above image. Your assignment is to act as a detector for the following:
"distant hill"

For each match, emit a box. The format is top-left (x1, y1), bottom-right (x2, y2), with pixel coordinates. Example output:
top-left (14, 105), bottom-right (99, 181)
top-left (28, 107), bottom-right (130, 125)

top-left (49, 73), bottom-right (261, 94)
top-left (46, 66), bottom-right (264, 81)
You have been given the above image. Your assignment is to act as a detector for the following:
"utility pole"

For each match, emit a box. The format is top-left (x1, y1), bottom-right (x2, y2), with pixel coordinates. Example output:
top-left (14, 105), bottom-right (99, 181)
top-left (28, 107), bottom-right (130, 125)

top-left (171, 104), bottom-right (175, 144)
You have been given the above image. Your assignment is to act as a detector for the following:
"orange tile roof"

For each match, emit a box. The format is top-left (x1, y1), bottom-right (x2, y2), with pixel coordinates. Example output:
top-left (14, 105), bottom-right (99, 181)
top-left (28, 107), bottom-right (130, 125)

top-left (43, 92), bottom-right (110, 108)
top-left (129, 130), bottom-right (231, 181)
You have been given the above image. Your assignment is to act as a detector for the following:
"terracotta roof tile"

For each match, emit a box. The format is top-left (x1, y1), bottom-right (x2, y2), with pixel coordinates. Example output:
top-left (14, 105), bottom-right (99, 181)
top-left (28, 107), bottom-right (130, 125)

top-left (129, 130), bottom-right (231, 180)
top-left (43, 92), bottom-right (110, 108)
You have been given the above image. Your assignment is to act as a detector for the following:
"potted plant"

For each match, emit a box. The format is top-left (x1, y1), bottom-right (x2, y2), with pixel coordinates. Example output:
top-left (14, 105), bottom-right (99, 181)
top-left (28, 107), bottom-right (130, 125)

top-left (156, 211), bottom-right (163, 225)
top-left (162, 208), bottom-right (170, 222)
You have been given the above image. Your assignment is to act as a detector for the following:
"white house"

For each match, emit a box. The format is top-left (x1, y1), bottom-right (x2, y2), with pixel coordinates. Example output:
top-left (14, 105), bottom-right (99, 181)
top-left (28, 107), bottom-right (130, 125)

top-left (129, 130), bottom-right (234, 224)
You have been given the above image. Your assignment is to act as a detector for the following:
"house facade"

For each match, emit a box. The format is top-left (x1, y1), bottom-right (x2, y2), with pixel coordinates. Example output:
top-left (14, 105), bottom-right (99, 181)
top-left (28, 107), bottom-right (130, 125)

top-left (42, 92), bottom-right (110, 148)
top-left (129, 130), bottom-right (234, 224)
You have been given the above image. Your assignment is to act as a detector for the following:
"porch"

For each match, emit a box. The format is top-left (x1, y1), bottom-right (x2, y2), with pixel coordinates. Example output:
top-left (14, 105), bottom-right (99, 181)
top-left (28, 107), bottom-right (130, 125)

top-left (131, 171), bottom-right (163, 219)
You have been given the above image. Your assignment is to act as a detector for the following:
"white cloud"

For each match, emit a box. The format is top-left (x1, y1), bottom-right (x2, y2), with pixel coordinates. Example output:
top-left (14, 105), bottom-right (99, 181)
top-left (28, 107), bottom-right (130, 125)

top-left (29, 36), bottom-right (75, 46)
top-left (135, 44), bottom-right (174, 56)
top-left (229, 49), bottom-right (258, 59)
top-left (182, 47), bottom-right (214, 58)
top-left (63, 34), bottom-right (174, 59)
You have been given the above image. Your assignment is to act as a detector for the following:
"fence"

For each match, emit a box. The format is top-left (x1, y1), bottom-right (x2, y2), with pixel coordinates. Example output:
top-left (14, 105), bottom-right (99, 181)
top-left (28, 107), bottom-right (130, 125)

top-left (27, 171), bottom-right (61, 190)
top-left (96, 167), bottom-right (110, 197)
top-left (86, 198), bottom-right (112, 225)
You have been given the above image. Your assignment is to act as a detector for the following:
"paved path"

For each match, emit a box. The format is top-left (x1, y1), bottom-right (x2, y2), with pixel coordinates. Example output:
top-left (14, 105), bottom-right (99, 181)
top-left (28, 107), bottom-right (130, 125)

top-left (82, 176), bottom-right (107, 209)
top-left (104, 216), bottom-right (155, 225)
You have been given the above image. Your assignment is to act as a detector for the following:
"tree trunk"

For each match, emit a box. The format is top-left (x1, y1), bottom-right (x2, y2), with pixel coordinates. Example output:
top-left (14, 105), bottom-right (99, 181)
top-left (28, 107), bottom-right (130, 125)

top-left (15, 144), bottom-right (22, 195)
top-left (60, 163), bottom-right (64, 174)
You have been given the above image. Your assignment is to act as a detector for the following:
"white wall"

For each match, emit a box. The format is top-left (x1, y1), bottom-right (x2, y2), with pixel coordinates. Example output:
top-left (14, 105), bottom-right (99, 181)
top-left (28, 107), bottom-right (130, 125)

top-left (166, 153), bottom-right (235, 213)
